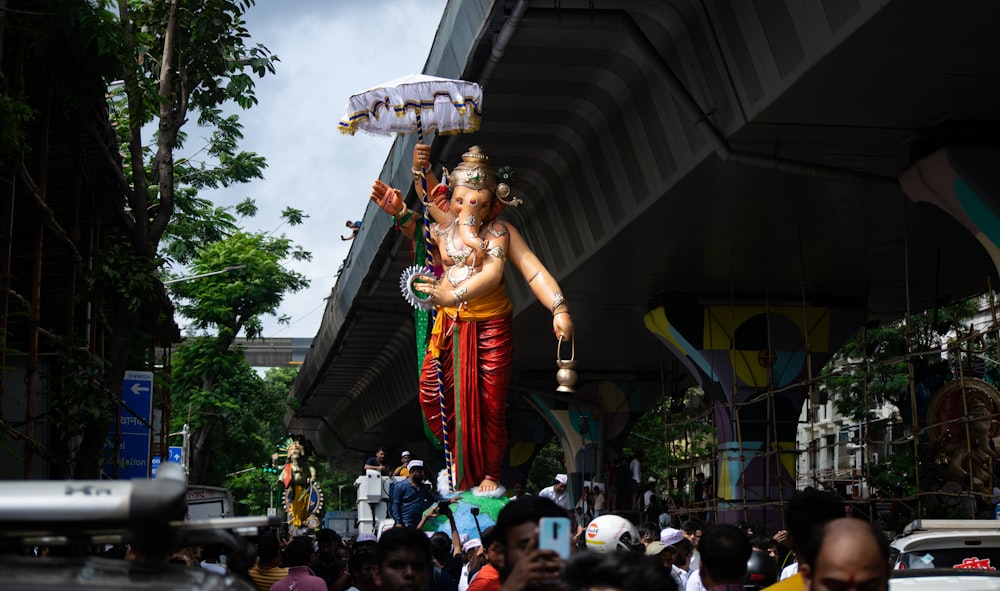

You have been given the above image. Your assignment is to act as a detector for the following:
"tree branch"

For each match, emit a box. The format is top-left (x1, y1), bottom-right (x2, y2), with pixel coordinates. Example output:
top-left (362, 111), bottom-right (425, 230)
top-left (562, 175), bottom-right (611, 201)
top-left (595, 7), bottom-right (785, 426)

top-left (117, 0), bottom-right (150, 250)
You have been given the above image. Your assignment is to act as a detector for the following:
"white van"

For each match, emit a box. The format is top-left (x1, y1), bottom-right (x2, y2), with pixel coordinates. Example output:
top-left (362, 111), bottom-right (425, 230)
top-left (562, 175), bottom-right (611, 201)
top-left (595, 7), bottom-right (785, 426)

top-left (186, 485), bottom-right (234, 520)
top-left (890, 519), bottom-right (1000, 570)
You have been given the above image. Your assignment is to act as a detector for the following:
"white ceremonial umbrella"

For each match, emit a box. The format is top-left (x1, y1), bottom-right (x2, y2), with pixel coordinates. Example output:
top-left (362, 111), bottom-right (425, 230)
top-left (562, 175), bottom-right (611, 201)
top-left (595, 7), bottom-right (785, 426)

top-left (338, 73), bottom-right (482, 141)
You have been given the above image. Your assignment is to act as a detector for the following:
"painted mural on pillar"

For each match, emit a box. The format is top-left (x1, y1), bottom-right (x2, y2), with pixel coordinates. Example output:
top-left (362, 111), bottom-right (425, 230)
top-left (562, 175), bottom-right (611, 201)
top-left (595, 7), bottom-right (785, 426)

top-left (645, 303), bottom-right (862, 521)
top-left (900, 146), bottom-right (1000, 278)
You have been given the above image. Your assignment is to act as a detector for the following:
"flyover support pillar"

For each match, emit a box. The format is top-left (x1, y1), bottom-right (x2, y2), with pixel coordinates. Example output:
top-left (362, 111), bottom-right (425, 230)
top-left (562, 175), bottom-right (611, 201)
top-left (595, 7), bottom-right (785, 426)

top-left (900, 146), bottom-right (1000, 280)
top-left (645, 302), bottom-right (862, 529)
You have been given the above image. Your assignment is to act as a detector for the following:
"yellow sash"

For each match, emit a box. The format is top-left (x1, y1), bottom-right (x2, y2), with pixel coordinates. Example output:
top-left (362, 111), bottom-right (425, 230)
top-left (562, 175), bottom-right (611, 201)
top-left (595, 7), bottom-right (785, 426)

top-left (428, 282), bottom-right (512, 358)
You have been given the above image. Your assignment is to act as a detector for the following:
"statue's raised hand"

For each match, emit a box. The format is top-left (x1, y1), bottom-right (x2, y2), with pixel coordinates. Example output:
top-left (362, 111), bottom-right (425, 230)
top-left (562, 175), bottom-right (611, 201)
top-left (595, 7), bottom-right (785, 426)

top-left (370, 180), bottom-right (404, 216)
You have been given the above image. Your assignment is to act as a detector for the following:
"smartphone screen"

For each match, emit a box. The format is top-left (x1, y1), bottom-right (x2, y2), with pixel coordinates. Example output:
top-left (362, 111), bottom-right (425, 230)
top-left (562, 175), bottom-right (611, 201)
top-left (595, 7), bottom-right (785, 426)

top-left (537, 516), bottom-right (572, 559)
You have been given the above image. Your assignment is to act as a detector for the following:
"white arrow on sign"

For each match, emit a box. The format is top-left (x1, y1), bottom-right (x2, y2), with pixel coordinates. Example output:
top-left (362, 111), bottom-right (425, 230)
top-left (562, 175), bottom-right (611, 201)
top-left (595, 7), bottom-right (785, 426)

top-left (130, 382), bottom-right (150, 395)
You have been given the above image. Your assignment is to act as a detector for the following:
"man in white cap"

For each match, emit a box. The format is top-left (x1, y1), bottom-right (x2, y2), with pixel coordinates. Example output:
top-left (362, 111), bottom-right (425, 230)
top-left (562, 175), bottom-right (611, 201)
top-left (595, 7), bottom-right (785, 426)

top-left (392, 451), bottom-right (411, 477)
top-left (660, 527), bottom-right (690, 589)
top-left (389, 459), bottom-right (437, 527)
top-left (538, 474), bottom-right (570, 511)
top-left (458, 537), bottom-right (483, 591)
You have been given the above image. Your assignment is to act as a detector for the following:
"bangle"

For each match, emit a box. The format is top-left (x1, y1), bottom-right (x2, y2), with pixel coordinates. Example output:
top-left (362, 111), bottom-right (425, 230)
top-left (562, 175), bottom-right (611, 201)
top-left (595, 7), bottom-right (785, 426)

top-left (554, 310), bottom-right (570, 318)
top-left (393, 208), bottom-right (414, 226)
top-left (550, 291), bottom-right (566, 314)
top-left (452, 287), bottom-right (468, 306)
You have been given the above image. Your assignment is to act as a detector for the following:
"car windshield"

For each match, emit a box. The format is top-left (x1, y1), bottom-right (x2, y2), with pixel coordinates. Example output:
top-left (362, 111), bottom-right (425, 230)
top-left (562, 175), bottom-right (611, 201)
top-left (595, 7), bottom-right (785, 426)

top-left (899, 548), bottom-right (1000, 570)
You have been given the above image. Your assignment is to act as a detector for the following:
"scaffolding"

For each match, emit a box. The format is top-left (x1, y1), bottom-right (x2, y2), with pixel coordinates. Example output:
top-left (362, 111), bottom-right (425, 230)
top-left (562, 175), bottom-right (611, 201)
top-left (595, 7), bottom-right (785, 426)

top-left (660, 289), bottom-right (1000, 533)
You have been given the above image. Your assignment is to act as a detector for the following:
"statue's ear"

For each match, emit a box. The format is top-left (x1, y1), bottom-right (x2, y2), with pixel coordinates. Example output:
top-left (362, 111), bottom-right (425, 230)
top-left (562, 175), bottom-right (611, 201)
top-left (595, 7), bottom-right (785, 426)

top-left (431, 183), bottom-right (451, 212)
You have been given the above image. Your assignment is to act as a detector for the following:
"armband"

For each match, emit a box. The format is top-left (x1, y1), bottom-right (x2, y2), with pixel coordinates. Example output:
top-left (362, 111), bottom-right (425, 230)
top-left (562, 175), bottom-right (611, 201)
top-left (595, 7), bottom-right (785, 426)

top-left (487, 245), bottom-right (506, 259)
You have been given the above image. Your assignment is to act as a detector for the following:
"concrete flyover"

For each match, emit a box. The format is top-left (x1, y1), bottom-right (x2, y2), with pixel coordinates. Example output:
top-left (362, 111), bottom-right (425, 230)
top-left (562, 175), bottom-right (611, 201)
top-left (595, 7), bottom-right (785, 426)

top-left (289, 0), bottom-right (1000, 526)
top-left (234, 337), bottom-right (313, 368)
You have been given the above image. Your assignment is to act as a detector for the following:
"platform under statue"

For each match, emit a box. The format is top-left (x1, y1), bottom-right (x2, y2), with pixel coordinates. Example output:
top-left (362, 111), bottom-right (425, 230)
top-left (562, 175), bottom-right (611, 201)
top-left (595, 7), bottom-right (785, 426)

top-left (371, 143), bottom-right (574, 496)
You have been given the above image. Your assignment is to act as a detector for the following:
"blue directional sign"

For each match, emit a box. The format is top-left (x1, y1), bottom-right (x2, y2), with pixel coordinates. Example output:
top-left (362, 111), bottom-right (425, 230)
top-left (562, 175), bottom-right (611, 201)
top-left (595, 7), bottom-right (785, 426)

top-left (112, 432), bottom-right (152, 480)
top-left (167, 446), bottom-right (183, 464)
top-left (120, 371), bottom-right (153, 434)
top-left (104, 370), bottom-right (154, 480)
top-left (150, 455), bottom-right (161, 479)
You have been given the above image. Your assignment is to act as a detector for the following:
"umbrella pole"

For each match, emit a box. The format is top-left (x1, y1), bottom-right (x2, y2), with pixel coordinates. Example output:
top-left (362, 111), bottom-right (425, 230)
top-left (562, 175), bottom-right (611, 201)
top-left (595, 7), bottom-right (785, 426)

top-left (415, 112), bottom-right (455, 493)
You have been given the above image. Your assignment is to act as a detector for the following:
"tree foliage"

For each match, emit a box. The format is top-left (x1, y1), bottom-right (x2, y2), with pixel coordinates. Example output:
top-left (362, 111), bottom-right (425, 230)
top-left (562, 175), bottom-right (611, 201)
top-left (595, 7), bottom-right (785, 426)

top-left (172, 350), bottom-right (296, 485)
top-left (170, 230), bottom-right (311, 343)
top-left (624, 388), bottom-right (715, 504)
top-left (50, 0), bottom-right (279, 478)
top-left (527, 439), bottom-right (565, 494)
top-left (168, 222), bottom-right (310, 482)
top-left (820, 297), bottom-right (981, 422)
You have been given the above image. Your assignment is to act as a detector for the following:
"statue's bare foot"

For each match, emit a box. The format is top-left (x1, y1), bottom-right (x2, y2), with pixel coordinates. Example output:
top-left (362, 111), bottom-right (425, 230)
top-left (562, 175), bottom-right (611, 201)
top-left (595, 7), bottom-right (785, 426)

top-left (478, 478), bottom-right (498, 492)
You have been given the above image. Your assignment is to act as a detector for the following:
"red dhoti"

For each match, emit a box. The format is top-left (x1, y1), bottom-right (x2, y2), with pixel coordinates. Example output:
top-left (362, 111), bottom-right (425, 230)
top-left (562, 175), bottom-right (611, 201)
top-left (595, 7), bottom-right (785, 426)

top-left (420, 283), bottom-right (513, 491)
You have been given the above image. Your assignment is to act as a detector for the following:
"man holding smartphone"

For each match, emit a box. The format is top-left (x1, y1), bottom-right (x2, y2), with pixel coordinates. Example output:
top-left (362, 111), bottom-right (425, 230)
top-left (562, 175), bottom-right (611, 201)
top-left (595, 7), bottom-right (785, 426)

top-left (390, 460), bottom-right (437, 528)
top-left (494, 496), bottom-right (568, 591)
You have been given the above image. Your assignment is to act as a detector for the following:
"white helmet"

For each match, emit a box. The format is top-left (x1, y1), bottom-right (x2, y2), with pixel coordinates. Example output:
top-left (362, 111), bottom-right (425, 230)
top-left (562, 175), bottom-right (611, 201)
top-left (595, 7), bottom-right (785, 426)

top-left (584, 515), bottom-right (639, 553)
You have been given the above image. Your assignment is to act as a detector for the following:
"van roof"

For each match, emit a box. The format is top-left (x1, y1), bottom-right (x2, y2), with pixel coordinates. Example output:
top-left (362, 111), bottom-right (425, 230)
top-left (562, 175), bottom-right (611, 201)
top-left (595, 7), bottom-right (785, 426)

top-left (901, 520), bottom-right (1000, 537)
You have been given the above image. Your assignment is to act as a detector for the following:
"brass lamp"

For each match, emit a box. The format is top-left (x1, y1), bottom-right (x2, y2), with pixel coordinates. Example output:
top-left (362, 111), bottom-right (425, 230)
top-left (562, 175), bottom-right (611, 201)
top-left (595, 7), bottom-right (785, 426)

top-left (556, 335), bottom-right (577, 393)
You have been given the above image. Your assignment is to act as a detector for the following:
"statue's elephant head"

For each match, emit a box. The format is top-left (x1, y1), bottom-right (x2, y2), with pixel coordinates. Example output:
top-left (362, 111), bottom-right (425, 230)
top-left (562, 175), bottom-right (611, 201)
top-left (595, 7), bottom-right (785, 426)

top-left (452, 184), bottom-right (495, 257)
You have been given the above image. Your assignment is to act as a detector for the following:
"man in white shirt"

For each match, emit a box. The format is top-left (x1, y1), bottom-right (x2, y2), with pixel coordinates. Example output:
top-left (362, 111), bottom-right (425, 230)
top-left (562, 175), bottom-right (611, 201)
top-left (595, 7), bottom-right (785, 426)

top-left (538, 474), bottom-right (570, 510)
top-left (592, 485), bottom-right (606, 517)
top-left (629, 452), bottom-right (643, 510)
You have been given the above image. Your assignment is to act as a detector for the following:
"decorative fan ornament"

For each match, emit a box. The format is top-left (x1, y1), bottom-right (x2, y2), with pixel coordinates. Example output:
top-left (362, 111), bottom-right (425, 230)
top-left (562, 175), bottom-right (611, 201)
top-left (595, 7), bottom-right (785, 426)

top-left (400, 265), bottom-right (436, 310)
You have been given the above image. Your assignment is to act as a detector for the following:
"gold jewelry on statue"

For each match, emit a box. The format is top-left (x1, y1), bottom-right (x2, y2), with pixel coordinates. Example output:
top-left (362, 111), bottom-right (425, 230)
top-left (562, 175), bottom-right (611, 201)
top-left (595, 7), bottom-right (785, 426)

top-left (487, 221), bottom-right (508, 237)
top-left (551, 292), bottom-right (566, 315)
top-left (393, 207), bottom-right (413, 226)
top-left (398, 211), bottom-right (417, 227)
top-left (446, 265), bottom-right (474, 287)
top-left (446, 146), bottom-right (522, 208)
top-left (461, 215), bottom-right (478, 227)
top-left (487, 245), bottom-right (506, 259)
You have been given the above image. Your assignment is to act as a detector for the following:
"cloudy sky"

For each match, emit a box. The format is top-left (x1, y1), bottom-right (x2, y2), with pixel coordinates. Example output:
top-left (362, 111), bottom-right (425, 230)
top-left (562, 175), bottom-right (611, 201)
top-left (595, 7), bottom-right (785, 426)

top-left (193, 0), bottom-right (448, 339)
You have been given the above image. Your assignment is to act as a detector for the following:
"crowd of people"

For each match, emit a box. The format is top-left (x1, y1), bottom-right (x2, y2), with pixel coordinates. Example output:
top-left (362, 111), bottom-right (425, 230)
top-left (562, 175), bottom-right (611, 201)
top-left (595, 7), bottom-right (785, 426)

top-left (9, 477), bottom-right (889, 591)
top-left (350, 445), bottom-right (891, 591)
top-left (251, 485), bottom-right (888, 591)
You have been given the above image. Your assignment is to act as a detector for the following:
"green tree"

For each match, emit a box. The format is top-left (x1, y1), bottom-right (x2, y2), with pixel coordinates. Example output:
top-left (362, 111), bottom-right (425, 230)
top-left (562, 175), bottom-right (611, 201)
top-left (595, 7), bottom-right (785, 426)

top-left (527, 439), bottom-right (565, 494)
top-left (220, 367), bottom-right (301, 512)
top-left (67, 0), bottom-right (276, 478)
top-left (625, 387), bottom-right (714, 505)
top-left (817, 294), bottom-right (989, 522)
top-left (169, 228), bottom-right (309, 482)
top-left (820, 296), bottom-right (981, 422)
